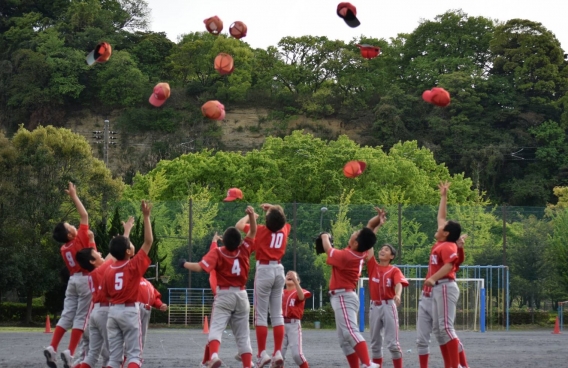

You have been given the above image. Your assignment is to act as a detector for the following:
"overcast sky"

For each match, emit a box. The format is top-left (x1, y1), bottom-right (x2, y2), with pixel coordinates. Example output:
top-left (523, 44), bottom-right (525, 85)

top-left (144, 0), bottom-right (567, 51)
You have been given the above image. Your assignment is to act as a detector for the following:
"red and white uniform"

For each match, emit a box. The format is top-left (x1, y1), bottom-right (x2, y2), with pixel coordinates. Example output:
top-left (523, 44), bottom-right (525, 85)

top-left (243, 224), bottom-right (291, 262)
top-left (199, 237), bottom-right (256, 359)
top-left (61, 224), bottom-right (95, 275)
top-left (367, 258), bottom-right (409, 363)
top-left (56, 224), bottom-right (95, 332)
top-left (103, 250), bottom-right (152, 368)
top-left (281, 288), bottom-right (312, 366)
top-left (199, 237), bottom-right (256, 288)
top-left (326, 247), bottom-right (368, 357)
top-left (422, 246), bottom-right (464, 296)
top-left (89, 259), bottom-right (113, 304)
top-left (138, 278), bottom-right (164, 349)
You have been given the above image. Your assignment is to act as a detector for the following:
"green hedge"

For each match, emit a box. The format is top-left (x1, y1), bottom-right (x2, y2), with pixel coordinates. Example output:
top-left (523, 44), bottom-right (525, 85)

top-left (0, 302), bottom-right (48, 323)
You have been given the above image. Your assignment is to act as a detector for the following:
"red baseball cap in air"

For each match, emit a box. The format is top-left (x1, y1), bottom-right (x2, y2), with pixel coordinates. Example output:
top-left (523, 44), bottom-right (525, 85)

top-left (149, 83), bottom-right (171, 107)
top-left (224, 188), bottom-right (243, 202)
top-left (86, 42), bottom-right (112, 66)
top-left (337, 3), bottom-right (361, 28)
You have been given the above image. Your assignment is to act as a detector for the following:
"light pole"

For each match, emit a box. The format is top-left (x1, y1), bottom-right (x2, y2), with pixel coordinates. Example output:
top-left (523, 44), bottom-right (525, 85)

top-left (319, 207), bottom-right (328, 232)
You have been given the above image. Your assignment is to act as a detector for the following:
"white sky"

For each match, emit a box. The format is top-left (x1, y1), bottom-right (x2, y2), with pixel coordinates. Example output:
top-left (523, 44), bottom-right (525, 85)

top-left (145, 0), bottom-right (567, 52)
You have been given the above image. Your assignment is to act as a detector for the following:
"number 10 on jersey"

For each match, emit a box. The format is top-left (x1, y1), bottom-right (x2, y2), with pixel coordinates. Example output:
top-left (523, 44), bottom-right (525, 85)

top-left (270, 233), bottom-right (284, 248)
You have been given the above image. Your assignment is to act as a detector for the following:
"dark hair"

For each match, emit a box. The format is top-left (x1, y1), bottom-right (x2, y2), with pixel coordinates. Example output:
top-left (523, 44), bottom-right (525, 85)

top-left (381, 244), bottom-right (397, 262)
top-left (223, 227), bottom-right (242, 251)
top-left (109, 235), bottom-right (130, 261)
top-left (53, 222), bottom-right (69, 243)
top-left (76, 248), bottom-right (96, 272)
top-left (356, 227), bottom-right (377, 252)
top-left (443, 221), bottom-right (462, 243)
top-left (266, 205), bottom-right (286, 232)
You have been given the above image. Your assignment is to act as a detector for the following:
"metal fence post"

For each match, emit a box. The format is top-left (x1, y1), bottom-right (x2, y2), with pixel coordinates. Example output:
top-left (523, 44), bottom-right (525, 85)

top-left (293, 202), bottom-right (297, 271)
top-left (398, 203), bottom-right (402, 264)
top-left (188, 198), bottom-right (193, 288)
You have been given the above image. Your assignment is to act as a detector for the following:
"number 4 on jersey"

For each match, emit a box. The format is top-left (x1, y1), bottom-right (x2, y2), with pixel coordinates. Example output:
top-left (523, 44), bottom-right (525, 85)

top-left (232, 259), bottom-right (241, 275)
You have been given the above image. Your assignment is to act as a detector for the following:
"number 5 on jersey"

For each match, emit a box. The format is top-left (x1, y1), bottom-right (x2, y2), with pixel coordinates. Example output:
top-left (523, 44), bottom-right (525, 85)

top-left (232, 259), bottom-right (241, 275)
top-left (115, 272), bottom-right (124, 290)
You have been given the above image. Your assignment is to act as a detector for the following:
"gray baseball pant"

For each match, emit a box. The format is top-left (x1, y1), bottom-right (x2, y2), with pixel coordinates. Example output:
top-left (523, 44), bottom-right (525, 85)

top-left (416, 292), bottom-right (466, 356)
top-left (369, 300), bottom-right (402, 360)
top-left (330, 291), bottom-right (365, 356)
top-left (209, 288), bottom-right (252, 356)
top-left (57, 274), bottom-right (92, 330)
top-left (254, 263), bottom-right (285, 327)
top-left (281, 320), bottom-right (308, 366)
top-left (139, 305), bottom-right (151, 349)
top-left (82, 304), bottom-right (110, 368)
top-left (107, 303), bottom-right (143, 368)
top-left (432, 281), bottom-right (460, 345)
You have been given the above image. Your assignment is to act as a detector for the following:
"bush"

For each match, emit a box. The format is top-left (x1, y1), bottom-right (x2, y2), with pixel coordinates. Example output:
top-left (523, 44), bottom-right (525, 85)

top-left (117, 107), bottom-right (182, 132)
top-left (0, 302), bottom-right (48, 323)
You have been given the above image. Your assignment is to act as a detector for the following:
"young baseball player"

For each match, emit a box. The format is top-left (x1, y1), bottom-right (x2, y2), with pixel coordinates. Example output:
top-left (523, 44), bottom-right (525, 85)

top-left (422, 181), bottom-right (463, 368)
top-left (75, 217), bottom-right (134, 368)
top-left (365, 244), bottom-right (409, 368)
top-left (281, 271), bottom-right (311, 368)
top-left (319, 207), bottom-right (386, 368)
top-left (236, 203), bottom-right (290, 367)
top-left (102, 200), bottom-right (153, 368)
top-left (44, 182), bottom-right (96, 368)
top-left (180, 206), bottom-right (257, 368)
top-left (138, 278), bottom-right (168, 349)
top-left (416, 233), bottom-right (470, 368)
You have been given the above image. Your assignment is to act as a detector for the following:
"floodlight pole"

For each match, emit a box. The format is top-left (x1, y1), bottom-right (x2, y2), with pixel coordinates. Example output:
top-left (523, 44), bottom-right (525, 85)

top-left (319, 207), bottom-right (328, 232)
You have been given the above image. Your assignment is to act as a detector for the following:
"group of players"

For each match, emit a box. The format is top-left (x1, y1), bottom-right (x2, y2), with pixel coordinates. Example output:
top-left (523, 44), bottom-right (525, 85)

top-left (44, 180), bottom-right (470, 368)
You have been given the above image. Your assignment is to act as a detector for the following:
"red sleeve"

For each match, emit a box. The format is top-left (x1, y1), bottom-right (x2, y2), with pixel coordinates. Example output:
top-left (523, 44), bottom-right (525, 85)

top-left (152, 288), bottom-right (163, 308)
top-left (243, 224), bottom-right (250, 233)
top-left (440, 242), bottom-right (459, 265)
top-left (326, 248), bottom-right (346, 267)
top-left (199, 248), bottom-right (219, 274)
top-left (393, 267), bottom-right (409, 287)
top-left (283, 223), bottom-right (291, 236)
top-left (210, 241), bottom-right (218, 250)
top-left (153, 298), bottom-right (164, 308)
top-left (242, 236), bottom-right (255, 256)
top-left (301, 289), bottom-right (312, 299)
top-left (132, 250), bottom-right (151, 278)
top-left (77, 224), bottom-right (91, 249)
top-left (456, 247), bottom-right (465, 266)
top-left (366, 256), bottom-right (378, 275)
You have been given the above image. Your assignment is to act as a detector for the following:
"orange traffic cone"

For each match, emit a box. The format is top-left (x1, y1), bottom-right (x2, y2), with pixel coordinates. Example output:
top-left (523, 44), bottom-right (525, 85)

top-left (203, 316), bottom-right (209, 334)
top-left (44, 315), bottom-right (52, 334)
top-left (552, 316), bottom-right (561, 334)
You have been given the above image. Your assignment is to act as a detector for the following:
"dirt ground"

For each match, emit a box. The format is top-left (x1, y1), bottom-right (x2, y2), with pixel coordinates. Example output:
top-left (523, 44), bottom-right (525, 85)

top-left (1, 328), bottom-right (566, 367)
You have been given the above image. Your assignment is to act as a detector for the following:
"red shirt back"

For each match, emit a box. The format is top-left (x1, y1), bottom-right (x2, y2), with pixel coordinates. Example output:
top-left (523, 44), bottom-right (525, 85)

top-left (326, 248), bottom-right (366, 290)
top-left (138, 278), bottom-right (163, 308)
top-left (103, 251), bottom-right (151, 304)
top-left (199, 237), bottom-right (255, 288)
top-left (243, 224), bottom-right (291, 262)
top-left (367, 258), bottom-right (408, 301)
top-left (89, 259), bottom-right (113, 303)
top-left (282, 288), bottom-right (312, 319)
top-left (60, 224), bottom-right (95, 275)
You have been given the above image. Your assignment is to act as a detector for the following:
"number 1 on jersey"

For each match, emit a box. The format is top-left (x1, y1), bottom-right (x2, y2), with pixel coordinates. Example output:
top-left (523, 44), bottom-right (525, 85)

top-left (232, 259), bottom-right (241, 275)
top-left (270, 233), bottom-right (284, 249)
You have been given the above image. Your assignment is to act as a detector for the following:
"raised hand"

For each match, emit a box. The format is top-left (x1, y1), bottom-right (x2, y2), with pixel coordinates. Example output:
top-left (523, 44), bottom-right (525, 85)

top-left (212, 231), bottom-right (221, 243)
top-left (375, 207), bottom-right (387, 225)
top-left (122, 216), bottom-right (135, 236)
top-left (260, 203), bottom-right (272, 212)
top-left (141, 200), bottom-right (152, 217)
top-left (456, 234), bottom-right (468, 248)
top-left (245, 205), bottom-right (256, 217)
top-left (65, 182), bottom-right (77, 197)
top-left (438, 181), bottom-right (451, 196)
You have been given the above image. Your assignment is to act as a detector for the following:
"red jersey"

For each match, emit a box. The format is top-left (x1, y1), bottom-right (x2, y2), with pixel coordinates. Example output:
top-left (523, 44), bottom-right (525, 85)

top-left (243, 224), bottom-right (291, 262)
top-left (326, 248), bottom-right (366, 290)
top-left (367, 258), bottom-right (408, 301)
top-left (89, 259), bottom-right (113, 303)
top-left (282, 288), bottom-right (312, 319)
top-left (60, 224), bottom-right (95, 275)
top-left (103, 251), bottom-right (151, 304)
top-left (199, 237), bottom-right (255, 288)
top-left (422, 247), bottom-right (465, 293)
top-left (138, 279), bottom-right (163, 308)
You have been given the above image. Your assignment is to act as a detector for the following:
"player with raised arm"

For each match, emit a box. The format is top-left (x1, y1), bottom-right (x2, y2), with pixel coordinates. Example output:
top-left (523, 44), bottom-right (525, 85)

top-left (180, 206), bottom-right (258, 368)
top-left (75, 217), bottom-right (134, 368)
top-left (416, 232), bottom-right (470, 368)
top-left (44, 182), bottom-right (96, 368)
top-left (365, 243), bottom-right (409, 368)
top-left (103, 201), bottom-right (153, 368)
top-left (281, 271), bottom-right (311, 368)
top-left (421, 181), bottom-right (463, 368)
top-left (235, 204), bottom-right (290, 368)
top-left (318, 207), bottom-right (386, 368)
